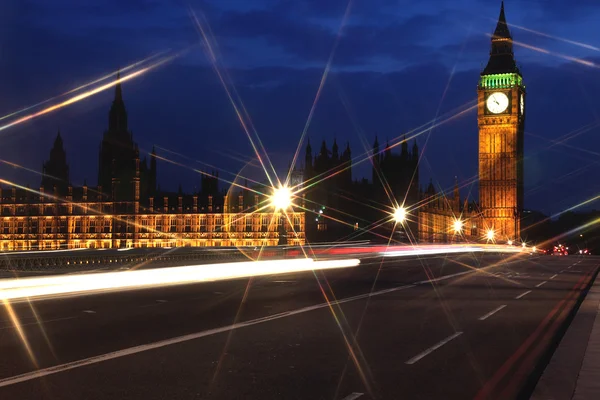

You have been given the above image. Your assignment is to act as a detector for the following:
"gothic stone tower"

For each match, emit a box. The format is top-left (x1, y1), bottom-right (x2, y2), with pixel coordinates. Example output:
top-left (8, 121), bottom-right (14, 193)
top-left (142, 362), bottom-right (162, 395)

top-left (478, 2), bottom-right (525, 241)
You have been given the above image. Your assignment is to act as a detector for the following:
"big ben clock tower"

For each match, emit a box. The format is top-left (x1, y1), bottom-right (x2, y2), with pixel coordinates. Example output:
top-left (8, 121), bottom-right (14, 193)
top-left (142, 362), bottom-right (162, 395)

top-left (478, 1), bottom-right (525, 242)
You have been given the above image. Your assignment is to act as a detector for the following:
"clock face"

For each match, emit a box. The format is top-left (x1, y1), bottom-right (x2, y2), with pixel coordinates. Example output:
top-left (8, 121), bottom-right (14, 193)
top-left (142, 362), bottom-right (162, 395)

top-left (486, 92), bottom-right (509, 114)
top-left (520, 94), bottom-right (524, 115)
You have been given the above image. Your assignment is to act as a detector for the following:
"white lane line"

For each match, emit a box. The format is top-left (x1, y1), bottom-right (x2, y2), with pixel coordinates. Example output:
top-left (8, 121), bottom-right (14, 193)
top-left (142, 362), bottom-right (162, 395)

top-left (536, 281), bottom-right (547, 288)
top-left (550, 274), bottom-right (558, 279)
top-left (405, 332), bottom-right (463, 364)
top-left (341, 393), bottom-right (364, 400)
top-left (568, 266), bottom-right (572, 269)
top-left (0, 284), bottom-right (416, 388)
top-left (156, 300), bottom-right (167, 303)
top-left (82, 310), bottom-right (96, 314)
top-left (478, 305), bottom-right (507, 321)
top-left (414, 270), bottom-right (473, 285)
top-left (0, 316), bottom-right (77, 331)
top-left (515, 290), bottom-right (532, 299)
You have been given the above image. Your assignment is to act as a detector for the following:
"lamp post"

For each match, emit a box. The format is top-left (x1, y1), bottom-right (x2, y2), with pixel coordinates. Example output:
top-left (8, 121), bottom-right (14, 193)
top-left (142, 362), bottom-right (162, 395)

top-left (514, 207), bottom-right (519, 243)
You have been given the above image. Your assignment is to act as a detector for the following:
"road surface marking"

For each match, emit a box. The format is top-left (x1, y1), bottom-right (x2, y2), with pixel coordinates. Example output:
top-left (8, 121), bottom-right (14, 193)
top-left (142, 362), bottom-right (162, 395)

top-left (479, 305), bottom-right (507, 321)
top-left (405, 332), bottom-right (463, 364)
top-left (273, 280), bottom-right (295, 283)
top-left (414, 270), bottom-right (473, 285)
top-left (82, 310), bottom-right (96, 314)
top-left (0, 316), bottom-right (77, 331)
top-left (0, 284), bottom-right (416, 388)
top-left (213, 292), bottom-right (223, 295)
top-left (156, 299), bottom-right (168, 303)
top-left (536, 281), bottom-right (547, 288)
top-left (568, 266), bottom-right (572, 269)
top-left (515, 290), bottom-right (532, 299)
top-left (550, 274), bottom-right (558, 279)
top-left (341, 393), bottom-right (364, 400)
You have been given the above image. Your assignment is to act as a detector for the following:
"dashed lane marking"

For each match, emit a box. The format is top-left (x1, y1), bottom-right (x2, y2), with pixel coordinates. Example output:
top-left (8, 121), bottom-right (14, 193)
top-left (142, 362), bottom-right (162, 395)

top-left (82, 310), bottom-right (96, 314)
top-left (479, 305), bottom-right (507, 321)
top-left (536, 281), bottom-right (547, 288)
top-left (515, 290), bottom-right (532, 299)
top-left (405, 332), bottom-right (463, 364)
top-left (0, 283), bottom-right (417, 387)
top-left (341, 393), bottom-right (364, 400)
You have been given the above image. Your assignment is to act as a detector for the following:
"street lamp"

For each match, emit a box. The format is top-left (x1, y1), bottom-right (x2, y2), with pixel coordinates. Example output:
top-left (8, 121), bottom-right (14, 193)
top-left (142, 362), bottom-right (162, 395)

top-left (508, 240), bottom-right (513, 246)
top-left (270, 186), bottom-right (292, 210)
top-left (393, 207), bottom-right (407, 224)
top-left (486, 229), bottom-right (495, 241)
top-left (452, 219), bottom-right (463, 233)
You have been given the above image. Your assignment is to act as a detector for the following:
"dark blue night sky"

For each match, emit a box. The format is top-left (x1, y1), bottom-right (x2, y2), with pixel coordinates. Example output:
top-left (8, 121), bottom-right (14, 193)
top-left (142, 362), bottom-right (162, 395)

top-left (1, 0), bottom-right (600, 215)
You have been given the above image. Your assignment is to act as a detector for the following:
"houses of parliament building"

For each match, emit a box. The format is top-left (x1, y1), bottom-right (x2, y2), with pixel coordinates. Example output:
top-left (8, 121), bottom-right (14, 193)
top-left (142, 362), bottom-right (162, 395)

top-left (0, 76), bottom-right (305, 251)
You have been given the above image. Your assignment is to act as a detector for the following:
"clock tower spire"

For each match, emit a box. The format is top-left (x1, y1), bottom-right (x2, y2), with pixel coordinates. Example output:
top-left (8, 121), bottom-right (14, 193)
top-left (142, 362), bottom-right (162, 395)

top-left (478, 1), bottom-right (525, 242)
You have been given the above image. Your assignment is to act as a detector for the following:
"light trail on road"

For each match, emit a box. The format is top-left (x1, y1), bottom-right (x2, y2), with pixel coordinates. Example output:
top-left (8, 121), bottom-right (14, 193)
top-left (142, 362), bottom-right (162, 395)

top-left (0, 258), bottom-right (360, 302)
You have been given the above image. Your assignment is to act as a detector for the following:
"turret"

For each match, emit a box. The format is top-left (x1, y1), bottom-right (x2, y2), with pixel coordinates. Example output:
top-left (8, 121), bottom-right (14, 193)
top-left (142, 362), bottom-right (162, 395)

top-left (371, 136), bottom-right (380, 184)
top-left (150, 146), bottom-right (157, 196)
top-left (331, 138), bottom-right (339, 163)
top-left (41, 130), bottom-right (70, 197)
top-left (304, 139), bottom-right (313, 178)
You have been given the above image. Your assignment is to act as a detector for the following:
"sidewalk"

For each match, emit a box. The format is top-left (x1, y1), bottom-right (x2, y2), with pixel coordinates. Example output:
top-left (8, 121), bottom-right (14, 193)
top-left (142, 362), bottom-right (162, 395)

top-left (531, 268), bottom-right (600, 399)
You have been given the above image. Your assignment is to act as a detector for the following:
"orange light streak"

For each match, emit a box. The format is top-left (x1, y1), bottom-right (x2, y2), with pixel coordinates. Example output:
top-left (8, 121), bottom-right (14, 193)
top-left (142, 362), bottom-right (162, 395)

top-left (0, 51), bottom-right (168, 124)
top-left (0, 53), bottom-right (179, 134)
top-left (506, 22), bottom-right (600, 52)
top-left (2, 299), bottom-right (39, 368)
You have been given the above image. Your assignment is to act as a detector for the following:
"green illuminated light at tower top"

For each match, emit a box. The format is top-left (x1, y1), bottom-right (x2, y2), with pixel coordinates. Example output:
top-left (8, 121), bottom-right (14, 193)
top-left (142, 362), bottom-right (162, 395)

top-left (479, 73), bottom-right (524, 89)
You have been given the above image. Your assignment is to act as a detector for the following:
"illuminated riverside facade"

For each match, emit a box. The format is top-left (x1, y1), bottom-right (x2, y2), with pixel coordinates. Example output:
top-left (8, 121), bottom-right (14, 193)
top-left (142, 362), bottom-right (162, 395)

top-left (0, 77), bottom-right (305, 251)
top-left (418, 2), bottom-right (524, 243)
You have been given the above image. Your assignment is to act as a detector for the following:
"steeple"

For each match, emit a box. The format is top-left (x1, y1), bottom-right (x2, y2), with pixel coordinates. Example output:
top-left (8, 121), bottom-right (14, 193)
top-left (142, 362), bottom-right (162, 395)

top-left (384, 140), bottom-right (391, 161)
top-left (115, 70), bottom-right (123, 102)
top-left (319, 140), bottom-right (328, 159)
top-left (332, 138), bottom-right (339, 162)
top-left (372, 136), bottom-right (380, 184)
top-left (306, 138), bottom-right (312, 156)
top-left (304, 139), bottom-right (313, 177)
top-left (483, 2), bottom-right (519, 75)
top-left (401, 134), bottom-right (408, 161)
top-left (493, 1), bottom-right (511, 40)
top-left (108, 69), bottom-right (128, 133)
top-left (412, 140), bottom-right (419, 160)
top-left (149, 146), bottom-right (157, 196)
top-left (42, 129), bottom-right (70, 196)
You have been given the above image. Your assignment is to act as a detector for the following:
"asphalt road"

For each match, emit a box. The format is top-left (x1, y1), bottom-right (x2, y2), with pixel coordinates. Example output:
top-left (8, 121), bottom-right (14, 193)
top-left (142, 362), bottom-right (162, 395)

top-left (0, 253), bottom-right (597, 399)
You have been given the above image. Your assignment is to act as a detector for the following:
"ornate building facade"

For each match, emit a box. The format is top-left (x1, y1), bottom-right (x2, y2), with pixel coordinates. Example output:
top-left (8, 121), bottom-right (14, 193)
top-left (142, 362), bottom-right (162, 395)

top-left (0, 78), bottom-right (304, 251)
top-left (419, 2), bottom-right (525, 243)
top-left (302, 135), bottom-right (419, 242)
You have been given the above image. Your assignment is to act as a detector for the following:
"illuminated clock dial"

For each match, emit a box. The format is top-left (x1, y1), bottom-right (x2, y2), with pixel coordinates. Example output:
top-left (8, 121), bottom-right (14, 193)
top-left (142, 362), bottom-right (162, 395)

top-left (520, 94), bottom-right (524, 115)
top-left (486, 92), bottom-right (509, 114)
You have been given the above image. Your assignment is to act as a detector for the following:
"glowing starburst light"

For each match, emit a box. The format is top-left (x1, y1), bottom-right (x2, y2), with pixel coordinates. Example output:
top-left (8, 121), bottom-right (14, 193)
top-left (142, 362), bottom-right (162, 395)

top-left (270, 186), bottom-right (293, 210)
top-left (452, 219), bottom-right (463, 233)
top-left (393, 207), bottom-right (407, 224)
top-left (508, 240), bottom-right (513, 246)
top-left (486, 229), bottom-right (495, 241)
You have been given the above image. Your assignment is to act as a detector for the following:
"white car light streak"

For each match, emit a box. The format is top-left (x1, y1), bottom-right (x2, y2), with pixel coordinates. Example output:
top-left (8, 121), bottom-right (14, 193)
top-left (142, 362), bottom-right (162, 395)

top-left (0, 258), bottom-right (360, 301)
